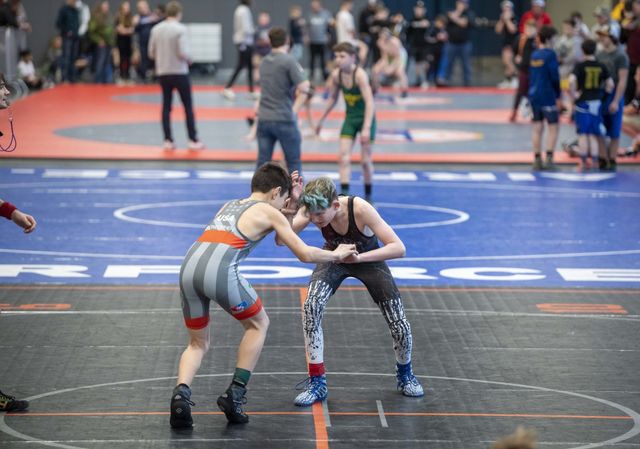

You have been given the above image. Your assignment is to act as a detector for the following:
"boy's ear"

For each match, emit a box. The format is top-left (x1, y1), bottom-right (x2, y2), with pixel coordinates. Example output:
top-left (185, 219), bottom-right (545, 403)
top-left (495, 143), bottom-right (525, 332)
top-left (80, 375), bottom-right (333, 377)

top-left (272, 186), bottom-right (282, 199)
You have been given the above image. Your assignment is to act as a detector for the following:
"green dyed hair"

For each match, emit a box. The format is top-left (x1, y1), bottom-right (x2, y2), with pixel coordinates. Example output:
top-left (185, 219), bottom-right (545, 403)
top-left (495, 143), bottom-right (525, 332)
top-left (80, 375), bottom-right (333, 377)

top-left (300, 177), bottom-right (338, 213)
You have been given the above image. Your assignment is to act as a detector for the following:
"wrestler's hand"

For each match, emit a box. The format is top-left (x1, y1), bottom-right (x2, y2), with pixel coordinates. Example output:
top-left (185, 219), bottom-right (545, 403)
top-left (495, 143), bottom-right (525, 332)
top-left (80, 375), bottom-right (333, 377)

top-left (290, 171), bottom-right (303, 203)
top-left (609, 100), bottom-right (619, 114)
top-left (12, 209), bottom-right (36, 233)
top-left (340, 253), bottom-right (360, 264)
top-left (333, 244), bottom-right (358, 261)
top-left (361, 128), bottom-right (370, 144)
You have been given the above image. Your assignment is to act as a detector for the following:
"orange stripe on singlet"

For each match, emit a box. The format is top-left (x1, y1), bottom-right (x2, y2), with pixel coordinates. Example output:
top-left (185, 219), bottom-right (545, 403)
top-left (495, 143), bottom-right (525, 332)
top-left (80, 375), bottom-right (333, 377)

top-left (197, 229), bottom-right (248, 249)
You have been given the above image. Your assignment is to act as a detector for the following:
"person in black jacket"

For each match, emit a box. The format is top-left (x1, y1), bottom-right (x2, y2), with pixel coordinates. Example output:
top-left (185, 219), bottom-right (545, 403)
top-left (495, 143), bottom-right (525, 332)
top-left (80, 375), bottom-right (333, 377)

top-left (56, 0), bottom-right (80, 82)
top-left (509, 19), bottom-right (537, 122)
top-left (406, 1), bottom-right (430, 87)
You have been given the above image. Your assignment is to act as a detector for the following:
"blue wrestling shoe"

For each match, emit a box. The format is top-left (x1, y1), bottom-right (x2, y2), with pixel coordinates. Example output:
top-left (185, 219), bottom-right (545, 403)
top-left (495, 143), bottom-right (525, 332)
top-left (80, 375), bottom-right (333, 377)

top-left (396, 363), bottom-right (424, 397)
top-left (294, 375), bottom-right (328, 406)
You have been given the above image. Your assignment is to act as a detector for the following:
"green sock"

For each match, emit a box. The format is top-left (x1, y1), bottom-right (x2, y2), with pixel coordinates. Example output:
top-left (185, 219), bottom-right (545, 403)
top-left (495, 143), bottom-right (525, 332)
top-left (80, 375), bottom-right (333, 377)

top-left (232, 367), bottom-right (251, 386)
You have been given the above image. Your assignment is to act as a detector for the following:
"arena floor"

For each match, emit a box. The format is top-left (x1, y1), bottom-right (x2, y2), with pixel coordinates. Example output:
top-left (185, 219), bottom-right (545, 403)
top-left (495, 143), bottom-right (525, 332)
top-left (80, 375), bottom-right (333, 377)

top-left (0, 84), bottom-right (638, 449)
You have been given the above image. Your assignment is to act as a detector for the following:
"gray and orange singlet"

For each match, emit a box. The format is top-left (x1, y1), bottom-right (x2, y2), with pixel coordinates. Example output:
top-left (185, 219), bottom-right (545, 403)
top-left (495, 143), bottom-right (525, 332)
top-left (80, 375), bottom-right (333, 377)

top-left (179, 199), bottom-right (265, 329)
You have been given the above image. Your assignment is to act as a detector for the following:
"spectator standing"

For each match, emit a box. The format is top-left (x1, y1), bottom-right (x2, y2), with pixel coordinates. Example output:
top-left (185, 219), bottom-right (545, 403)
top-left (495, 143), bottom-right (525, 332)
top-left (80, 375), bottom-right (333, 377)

top-left (289, 5), bottom-right (305, 64)
top-left (509, 19), bottom-right (537, 122)
top-left (612, 0), bottom-right (627, 22)
top-left (426, 14), bottom-right (447, 84)
top-left (134, 0), bottom-right (161, 82)
top-left (256, 27), bottom-right (310, 175)
top-left (406, 1), bottom-right (429, 87)
top-left (223, 0), bottom-right (255, 100)
top-left (252, 12), bottom-right (272, 86)
top-left (495, 0), bottom-right (518, 88)
top-left (44, 36), bottom-right (63, 83)
top-left (368, 5), bottom-right (390, 63)
top-left (76, 0), bottom-right (91, 73)
top-left (115, 1), bottom-right (135, 84)
top-left (358, 0), bottom-right (377, 48)
top-left (570, 11), bottom-right (590, 41)
top-left (336, 0), bottom-right (356, 45)
top-left (76, 0), bottom-right (90, 37)
top-left (307, 0), bottom-right (332, 82)
top-left (623, 0), bottom-right (640, 104)
top-left (596, 25), bottom-right (629, 170)
top-left (519, 0), bottom-right (552, 33)
top-left (592, 6), bottom-right (620, 45)
top-left (569, 38), bottom-right (614, 171)
top-left (88, 0), bottom-right (115, 84)
top-left (56, 0), bottom-right (80, 83)
top-left (528, 26), bottom-right (560, 170)
top-left (438, 0), bottom-right (474, 87)
top-left (11, 0), bottom-right (31, 51)
top-left (148, 0), bottom-right (203, 150)
top-left (554, 18), bottom-right (583, 110)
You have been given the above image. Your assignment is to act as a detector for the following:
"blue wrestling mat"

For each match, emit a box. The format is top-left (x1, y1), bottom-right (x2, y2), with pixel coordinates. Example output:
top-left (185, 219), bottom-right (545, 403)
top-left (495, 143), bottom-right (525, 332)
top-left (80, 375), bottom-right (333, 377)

top-left (1, 167), bottom-right (639, 287)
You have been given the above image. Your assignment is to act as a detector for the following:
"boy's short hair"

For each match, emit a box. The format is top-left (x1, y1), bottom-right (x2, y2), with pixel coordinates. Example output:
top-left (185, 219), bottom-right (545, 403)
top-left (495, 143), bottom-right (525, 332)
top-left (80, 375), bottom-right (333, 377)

top-left (491, 426), bottom-right (536, 449)
top-left (581, 38), bottom-right (597, 56)
top-left (269, 27), bottom-right (288, 47)
top-left (165, 1), bottom-right (182, 17)
top-left (300, 177), bottom-right (338, 213)
top-left (538, 25), bottom-right (556, 44)
top-left (332, 41), bottom-right (357, 55)
top-left (19, 50), bottom-right (31, 58)
top-left (251, 162), bottom-right (292, 196)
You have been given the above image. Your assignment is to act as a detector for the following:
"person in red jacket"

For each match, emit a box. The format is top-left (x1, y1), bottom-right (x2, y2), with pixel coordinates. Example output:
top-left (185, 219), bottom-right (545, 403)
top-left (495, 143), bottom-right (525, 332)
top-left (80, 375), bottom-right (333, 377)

top-left (0, 71), bottom-right (36, 412)
top-left (519, 0), bottom-right (552, 33)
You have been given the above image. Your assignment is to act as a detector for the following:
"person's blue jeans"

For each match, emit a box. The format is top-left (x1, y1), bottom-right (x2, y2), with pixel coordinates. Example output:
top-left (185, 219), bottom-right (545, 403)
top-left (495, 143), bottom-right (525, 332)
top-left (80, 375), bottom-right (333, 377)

top-left (257, 120), bottom-right (302, 175)
top-left (441, 41), bottom-right (472, 86)
top-left (61, 35), bottom-right (78, 82)
top-left (94, 45), bottom-right (113, 84)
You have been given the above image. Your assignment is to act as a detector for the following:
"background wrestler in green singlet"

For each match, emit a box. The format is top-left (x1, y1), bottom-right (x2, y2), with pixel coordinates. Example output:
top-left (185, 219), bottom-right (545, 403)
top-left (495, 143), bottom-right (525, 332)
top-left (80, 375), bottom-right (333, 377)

top-left (316, 42), bottom-right (376, 203)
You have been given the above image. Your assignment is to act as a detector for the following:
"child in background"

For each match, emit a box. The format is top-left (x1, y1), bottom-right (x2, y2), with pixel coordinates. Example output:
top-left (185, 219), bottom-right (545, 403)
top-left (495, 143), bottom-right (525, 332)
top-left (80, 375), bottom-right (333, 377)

top-left (289, 5), bottom-right (306, 64)
top-left (426, 15), bottom-right (447, 85)
top-left (528, 25), bottom-right (560, 170)
top-left (569, 38), bottom-right (613, 171)
top-left (253, 11), bottom-right (272, 85)
top-left (554, 18), bottom-right (582, 113)
top-left (509, 19), bottom-right (537, 122)
top-left (17, 50), bottom-right (43, 90)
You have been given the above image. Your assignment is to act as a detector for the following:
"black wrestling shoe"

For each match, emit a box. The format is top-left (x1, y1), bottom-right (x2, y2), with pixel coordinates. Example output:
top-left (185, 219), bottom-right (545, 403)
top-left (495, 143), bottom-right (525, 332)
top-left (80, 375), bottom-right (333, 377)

top-left (217, 383), bottom-right (249, 424)
top-left (0, 390), bottom-right (28, 412)
top-left (170, 385), bottom-right (195, 428)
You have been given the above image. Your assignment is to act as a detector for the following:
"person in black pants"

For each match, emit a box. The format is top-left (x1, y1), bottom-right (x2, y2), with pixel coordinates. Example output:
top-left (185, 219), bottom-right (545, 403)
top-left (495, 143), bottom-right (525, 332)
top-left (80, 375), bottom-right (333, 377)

top-left (223, 0), bottom-right (255, 100)
top-left (148, 1), bottom-right (203, 150)
top-left (308, 0), bottom-right (331, 81)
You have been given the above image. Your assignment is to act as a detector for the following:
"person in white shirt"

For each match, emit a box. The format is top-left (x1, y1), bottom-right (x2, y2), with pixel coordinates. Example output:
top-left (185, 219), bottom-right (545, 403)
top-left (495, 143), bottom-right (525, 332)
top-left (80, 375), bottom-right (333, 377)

top-left (17, 50), bottom-right (43, 90)
top-left (223, 0), bottom-right (255, 100)
top-left (148, 0), bottom-right (203, 150)
top-left (336, 0), bottom-right (356, 45)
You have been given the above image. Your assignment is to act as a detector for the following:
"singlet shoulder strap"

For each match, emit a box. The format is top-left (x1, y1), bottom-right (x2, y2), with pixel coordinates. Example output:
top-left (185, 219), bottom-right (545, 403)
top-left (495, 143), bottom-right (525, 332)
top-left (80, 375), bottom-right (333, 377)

top-left (337, 69), bottom-right (345, 89)
top-left (347, 196), bottom-right (357, 231)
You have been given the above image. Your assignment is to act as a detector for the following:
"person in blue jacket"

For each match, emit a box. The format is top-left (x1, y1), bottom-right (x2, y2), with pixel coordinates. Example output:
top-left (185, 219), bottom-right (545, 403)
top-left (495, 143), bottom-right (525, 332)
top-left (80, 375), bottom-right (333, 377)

top-left (528, 25), bottom-right (560, 170)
